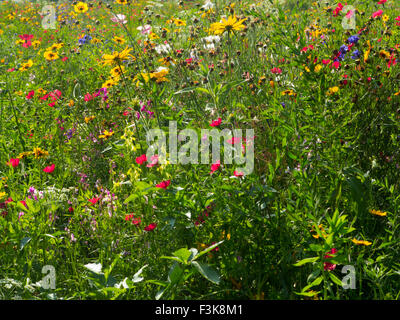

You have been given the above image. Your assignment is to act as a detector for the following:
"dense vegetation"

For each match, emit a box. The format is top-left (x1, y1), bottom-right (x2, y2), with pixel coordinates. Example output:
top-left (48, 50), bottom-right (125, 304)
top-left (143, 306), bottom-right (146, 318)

top-left (0, 0), bottom-right (399, 300)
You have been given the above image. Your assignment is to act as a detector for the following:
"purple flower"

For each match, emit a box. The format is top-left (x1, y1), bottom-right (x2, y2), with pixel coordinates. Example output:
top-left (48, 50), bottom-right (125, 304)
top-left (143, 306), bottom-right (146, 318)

top-left (348, 35), bottom-right (359, 44)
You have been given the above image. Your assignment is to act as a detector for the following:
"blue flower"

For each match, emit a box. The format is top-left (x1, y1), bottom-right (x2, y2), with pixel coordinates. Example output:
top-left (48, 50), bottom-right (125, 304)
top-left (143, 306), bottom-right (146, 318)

top-left (348, 35), bottom-right (359, 44)
top-left (78, 35), bottom-right (92, 45)
top-left (351, 50), bottom-right (360, 60)
top-left (339, 44), bottom-right (348, 54)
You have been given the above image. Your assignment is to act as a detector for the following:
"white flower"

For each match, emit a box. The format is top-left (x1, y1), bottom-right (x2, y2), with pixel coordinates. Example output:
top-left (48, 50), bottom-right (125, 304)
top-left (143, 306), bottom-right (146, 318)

top-left (111, 14), bottom-right (127, 24)
top-left (155, 66), bottom-right (169, 73)
top-left (155, 43), bottom-right (171, 54)
top-left (202, 0), bottom-right (214, 10)
top-left (202, 35), bottom-right (220, 49)
top-left (137, 24), bottom-right (152, 35)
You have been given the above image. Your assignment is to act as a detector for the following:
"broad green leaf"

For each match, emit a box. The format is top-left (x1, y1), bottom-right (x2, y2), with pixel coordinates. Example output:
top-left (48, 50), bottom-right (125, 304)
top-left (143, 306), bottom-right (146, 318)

top-left (20, 237), bottom-right (31, 251)
top-left (191, 261), bottom-right (220, 284)
top-left (329, 272), bottom-right (344, 287)
top-left (173, 248), bottom-right (192, 264)
top-left (293, 257), bottom-right (319, 267)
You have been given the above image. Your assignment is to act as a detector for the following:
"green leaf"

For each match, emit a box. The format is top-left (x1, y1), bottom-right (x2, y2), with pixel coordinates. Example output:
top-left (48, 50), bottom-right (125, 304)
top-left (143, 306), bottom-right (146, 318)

top-left (294, 290), bottom-right (321, 297)
top-left (293, 257), bottom-right (319, 267)
top-left (168, 262), bottom-right (184, 284)
top-left (132, 265), bottom-right (147, 283)
top-left (160, 256), bottom-right (185, 263)
top-left (329, 272), bottom-right (343, 286)
top-left (191, 261), bottom-right (220, 284)
top-left (20, 237), bottom-right (31, 251)
top-left (173, 248), bottom-right (192, 264)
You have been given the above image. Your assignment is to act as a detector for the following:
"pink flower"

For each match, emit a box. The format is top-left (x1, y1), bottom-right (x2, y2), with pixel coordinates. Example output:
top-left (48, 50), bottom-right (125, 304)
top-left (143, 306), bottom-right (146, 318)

top-left (156, 180), bottom-right (171, 189)
top-left (234, 170), bottom-right (244, 177)
top-left (323, 248), bottom-right (338, 271)
top-left (84, 93), bottom-right (93, 101)
top-left (345, 9), bottom-right (355, 19)
top-left (210, 118), bottom-right (222, 127)
top-left (111, 14), bottom-right (127, 24)
top-left (210, 160), bottom-right (221, 174)
top-left (227, 137), bottom-right (241, 144)
top-left (271, 67), bottom-right (282, 74)
top-left (378, 0), bottom-right (387, 4)
top-left (88, 197), bottom-right (100, 205)
top-left (146, 155), bottom-right (159, 167)
top-left (19, 34), bottom-right (33, 48)
top-left (136, 154), bottom-right (147, 165)
top-left (7, 158), bottom-right (20, 168)
top-left (144, 222), bottom-right (157, 231)
top-left (26, 90), bottom-right (34, 99)
top-left (372, 10), bottom-right (383, 18)
top-left (332, 61), bottom-right (340, 69)
top-left (43, 164), bottom-right (55, 173)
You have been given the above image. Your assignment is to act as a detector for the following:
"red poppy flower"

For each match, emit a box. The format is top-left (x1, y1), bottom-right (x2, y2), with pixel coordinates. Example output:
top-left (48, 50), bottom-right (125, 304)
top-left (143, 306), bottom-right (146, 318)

top-left (132, 217), bottom-right (141, 225)
top-left (136, 154), bottom-right (147, 165)
top-left (43, 164), bottom-right (55, 173)
top-left (144, 222), bottom-right (157, 231)
top-left (155, 179), bottom-right (171, 189)
top-left (378, 0), bottom-right (387, 4)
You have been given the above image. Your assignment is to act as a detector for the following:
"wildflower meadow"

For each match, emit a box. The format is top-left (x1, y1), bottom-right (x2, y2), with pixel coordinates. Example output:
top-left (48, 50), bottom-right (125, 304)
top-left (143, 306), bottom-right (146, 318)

top-left (0, 0), bottom-right (400, 300)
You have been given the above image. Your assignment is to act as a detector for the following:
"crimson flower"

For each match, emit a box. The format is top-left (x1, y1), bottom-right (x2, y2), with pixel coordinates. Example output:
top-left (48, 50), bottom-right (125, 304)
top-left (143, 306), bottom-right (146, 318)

top-left (156, 179), bottom-right (171, 189)
top-left (210, 118), bottom-right (222, 127)
top-left (234, 170), bottom-right (244, 177)
top-left (26, 90), bottom-right (34, 99)
top-left (84, 93), bottom-right (93, 101)
top-left (88, 197), bottom-right (100, 205)
top-left (43, 164), bottom-right (55, 173)
top-left (210, 160), bottom-right (221, 174)
top-left (372, 10), bottom-right (383, 18)
top-left (19, 34), bottom-right (34, 48)
top-left (323, 248), bottom-right (338, 271)
top-left (377, 0), bottom-right (387, 4)
top-left (7, 158), bottom-right (20, 168)
top-left (136, 154), bottom-right (147, 165)
top-left (144, 223), bottom-right (157, 231)
top-left (271, 67), bottom-right (282, 74)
